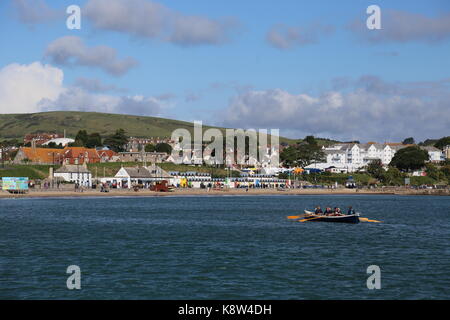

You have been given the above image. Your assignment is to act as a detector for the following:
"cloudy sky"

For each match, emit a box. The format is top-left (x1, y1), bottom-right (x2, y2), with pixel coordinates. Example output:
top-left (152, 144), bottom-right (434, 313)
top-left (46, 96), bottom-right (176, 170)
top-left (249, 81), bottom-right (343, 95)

top-left (0, 0), bottom-right (449, 142)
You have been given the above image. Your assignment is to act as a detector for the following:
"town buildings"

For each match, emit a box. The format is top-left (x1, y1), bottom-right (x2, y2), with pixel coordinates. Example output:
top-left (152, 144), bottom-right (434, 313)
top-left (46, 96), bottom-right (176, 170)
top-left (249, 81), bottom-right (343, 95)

top-left (24, 133), bottom-right (62, 146)
top-left (306, 143), bottom-right (445, 173)
top-left (13, 146), bottom-right (115, 165)
top-left (117, 151), bottom-right (168, 163)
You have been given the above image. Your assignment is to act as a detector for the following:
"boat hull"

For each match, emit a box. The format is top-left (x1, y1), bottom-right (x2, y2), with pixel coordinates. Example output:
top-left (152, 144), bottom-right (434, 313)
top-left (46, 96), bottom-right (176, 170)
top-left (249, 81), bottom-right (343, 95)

top-left (303, 211), bottom-right (360, 224)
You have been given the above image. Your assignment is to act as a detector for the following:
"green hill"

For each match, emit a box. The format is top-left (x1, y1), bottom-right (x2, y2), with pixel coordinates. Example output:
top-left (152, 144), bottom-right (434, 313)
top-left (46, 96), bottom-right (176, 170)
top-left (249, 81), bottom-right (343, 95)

top-left (0, 111), bottom-right (295, 143)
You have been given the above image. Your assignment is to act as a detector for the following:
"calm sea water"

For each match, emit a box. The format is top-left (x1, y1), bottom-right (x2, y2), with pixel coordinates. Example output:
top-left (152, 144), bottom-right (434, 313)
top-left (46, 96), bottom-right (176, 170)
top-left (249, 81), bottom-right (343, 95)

top-left (0, 195), bottom-right (449, 300)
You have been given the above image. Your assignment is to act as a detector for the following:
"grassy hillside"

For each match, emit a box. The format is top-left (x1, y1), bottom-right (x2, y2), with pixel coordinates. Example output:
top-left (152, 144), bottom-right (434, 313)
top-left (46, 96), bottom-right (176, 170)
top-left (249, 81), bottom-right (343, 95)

top-left (0, 111), bottom-right (295, 144)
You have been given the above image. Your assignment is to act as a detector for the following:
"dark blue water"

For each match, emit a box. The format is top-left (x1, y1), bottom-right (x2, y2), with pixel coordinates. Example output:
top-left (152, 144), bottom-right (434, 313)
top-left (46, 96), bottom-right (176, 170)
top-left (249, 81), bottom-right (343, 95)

top-left (1, 195), bottom-right (449, 299)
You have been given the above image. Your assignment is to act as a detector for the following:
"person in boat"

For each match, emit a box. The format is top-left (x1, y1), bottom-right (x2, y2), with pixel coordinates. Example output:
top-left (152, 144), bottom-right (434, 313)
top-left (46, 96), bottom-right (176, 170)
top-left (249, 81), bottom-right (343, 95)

top-left (315, 206), bottom-right (323, 215)
top-left (334, 207), bottom-right (342, 216)
top-left (324, 207), bottom-right (333, 216)
top-left (347, 206), bottom-right (356, 215)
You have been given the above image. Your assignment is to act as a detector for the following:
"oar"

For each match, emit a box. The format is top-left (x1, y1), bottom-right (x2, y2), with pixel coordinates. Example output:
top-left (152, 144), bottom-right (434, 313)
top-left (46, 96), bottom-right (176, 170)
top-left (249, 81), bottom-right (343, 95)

top-left (287, 215), bottom-right (308, 219)
top-left (359, 217), bottom-right (382, 223)
top-left (298, 216), bottom-right (323, 222)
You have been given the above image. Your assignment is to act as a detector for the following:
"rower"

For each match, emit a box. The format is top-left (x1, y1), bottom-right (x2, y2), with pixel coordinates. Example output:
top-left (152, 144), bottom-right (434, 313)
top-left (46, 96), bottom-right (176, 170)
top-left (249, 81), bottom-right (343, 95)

top-left (334, 207), bottom-right (342, 215)
top-left (315, 206), bottom-right (323, 215)
top-left (347, 206), bottom-right (356, 215)
top-left (324, 207), bottom-right (333, 216)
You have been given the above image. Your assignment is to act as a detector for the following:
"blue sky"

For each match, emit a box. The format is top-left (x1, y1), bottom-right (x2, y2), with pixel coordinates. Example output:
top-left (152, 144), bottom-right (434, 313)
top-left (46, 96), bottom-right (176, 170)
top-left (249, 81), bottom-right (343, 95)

top-left (0, 0), bottom-right (449, 142)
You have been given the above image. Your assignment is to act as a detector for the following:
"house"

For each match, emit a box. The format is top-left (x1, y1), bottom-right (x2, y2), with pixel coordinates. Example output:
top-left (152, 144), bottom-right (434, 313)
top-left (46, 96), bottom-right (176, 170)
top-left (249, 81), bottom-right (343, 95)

top-left (106, 165), bottom-right (172, 189)
top-left (97, 149), bottom-right (119, 162)
top-left (13, 147), bottom-right (65, 164)
top-left (420, 146), bottom-right (445, 162)
top-left (445, 146), bottom-right (450, 160)
top-left (54, 164), bottom-right (92, 187)
top-left (62, 147), bottom-right (101, 164)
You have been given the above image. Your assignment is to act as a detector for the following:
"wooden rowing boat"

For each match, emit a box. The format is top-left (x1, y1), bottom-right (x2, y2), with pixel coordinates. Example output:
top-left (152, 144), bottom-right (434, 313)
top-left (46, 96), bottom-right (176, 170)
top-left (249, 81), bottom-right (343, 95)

top-left (303, 210), bottom-right (360, 224)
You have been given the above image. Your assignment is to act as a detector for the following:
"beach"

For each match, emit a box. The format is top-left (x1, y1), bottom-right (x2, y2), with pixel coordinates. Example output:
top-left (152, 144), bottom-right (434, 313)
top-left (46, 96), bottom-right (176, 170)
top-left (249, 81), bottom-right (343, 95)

top-left (1, 187), bottom-right (449, 198)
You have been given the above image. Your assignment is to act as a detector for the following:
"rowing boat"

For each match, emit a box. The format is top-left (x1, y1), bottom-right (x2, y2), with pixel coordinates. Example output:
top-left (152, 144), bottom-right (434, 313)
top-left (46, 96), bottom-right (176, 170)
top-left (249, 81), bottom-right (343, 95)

top-left (303, 210), bottom-right (360, 224)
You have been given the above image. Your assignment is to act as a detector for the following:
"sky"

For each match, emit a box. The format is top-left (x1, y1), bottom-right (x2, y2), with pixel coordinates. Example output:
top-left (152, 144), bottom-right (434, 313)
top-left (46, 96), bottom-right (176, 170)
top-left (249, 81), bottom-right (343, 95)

top-left (0, 0), bottom-right (449, 142)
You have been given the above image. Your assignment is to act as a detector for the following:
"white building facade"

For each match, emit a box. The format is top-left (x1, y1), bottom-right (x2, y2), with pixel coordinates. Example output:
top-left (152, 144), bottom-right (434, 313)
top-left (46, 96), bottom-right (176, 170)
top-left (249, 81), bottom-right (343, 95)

top-left (54, 164), bottom-right (92, 186)
top-left (306, 143), bottom-right (444, 173)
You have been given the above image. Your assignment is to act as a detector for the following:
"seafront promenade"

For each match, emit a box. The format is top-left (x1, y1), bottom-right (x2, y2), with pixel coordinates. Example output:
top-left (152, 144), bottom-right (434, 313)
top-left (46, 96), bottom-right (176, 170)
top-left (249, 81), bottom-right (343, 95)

top-left (1, 187), bottom-right (449, 198)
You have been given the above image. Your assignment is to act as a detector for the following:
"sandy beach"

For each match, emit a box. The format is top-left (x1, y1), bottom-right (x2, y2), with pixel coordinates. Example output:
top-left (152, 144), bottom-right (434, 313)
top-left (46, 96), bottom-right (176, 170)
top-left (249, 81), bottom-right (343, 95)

top-left (1, 187), bottom-right (449, 199)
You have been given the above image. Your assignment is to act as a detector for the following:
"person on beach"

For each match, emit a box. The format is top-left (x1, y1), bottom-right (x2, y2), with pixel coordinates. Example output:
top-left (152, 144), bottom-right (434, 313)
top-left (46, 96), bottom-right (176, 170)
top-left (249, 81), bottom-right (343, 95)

top-left (315, 206), bottom-right (323, 215)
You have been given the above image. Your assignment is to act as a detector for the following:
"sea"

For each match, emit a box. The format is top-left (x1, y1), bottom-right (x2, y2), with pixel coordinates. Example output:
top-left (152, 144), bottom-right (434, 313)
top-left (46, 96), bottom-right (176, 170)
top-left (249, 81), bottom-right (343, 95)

top-left (0, 195), bottom-right (449, 299)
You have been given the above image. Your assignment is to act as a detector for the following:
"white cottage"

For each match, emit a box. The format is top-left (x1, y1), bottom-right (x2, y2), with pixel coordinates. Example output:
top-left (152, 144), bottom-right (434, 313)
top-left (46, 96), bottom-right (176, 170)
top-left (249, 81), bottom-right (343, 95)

top-left (54, 164), bottom-right (92, 187)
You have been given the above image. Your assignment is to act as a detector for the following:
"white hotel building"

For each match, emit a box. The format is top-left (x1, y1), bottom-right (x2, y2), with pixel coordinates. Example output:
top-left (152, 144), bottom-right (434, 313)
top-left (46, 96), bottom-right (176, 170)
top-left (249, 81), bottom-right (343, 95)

top-left (306, 143), bottom-right (444, 173)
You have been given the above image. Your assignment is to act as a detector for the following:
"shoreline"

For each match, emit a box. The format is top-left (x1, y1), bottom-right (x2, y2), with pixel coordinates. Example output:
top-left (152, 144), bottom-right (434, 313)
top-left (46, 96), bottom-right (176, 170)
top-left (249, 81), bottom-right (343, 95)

top-left (1, 188), bottom-right (449, 199)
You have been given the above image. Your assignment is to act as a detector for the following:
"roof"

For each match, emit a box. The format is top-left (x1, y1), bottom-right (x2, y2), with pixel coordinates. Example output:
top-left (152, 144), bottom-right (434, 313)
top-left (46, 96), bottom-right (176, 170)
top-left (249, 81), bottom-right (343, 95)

top-left (64, 147), bottom-right (100, 159)
top-left (17, 146), bottom-right (101, 163)
top-left (42, 138), bottom-right (75, 146)
top-left (97, 150), bottom-right (117, 158)
top-left (122, 167), bottom-right (153, 178)
top-left (55, 165), bottom-right (91, 173)
top-left (19, 147), bottom-right (65, 163)
top-left (324, 149), bottom-right (345, 154)
top-left (120, 166), bottom-right (172, 179)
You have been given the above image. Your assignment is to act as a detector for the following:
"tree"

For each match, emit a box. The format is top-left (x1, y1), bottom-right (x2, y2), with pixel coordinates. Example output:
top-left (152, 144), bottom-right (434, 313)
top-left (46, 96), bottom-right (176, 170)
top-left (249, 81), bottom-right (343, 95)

top-left (402, 137), bottom-right (415, 145)
top-left (390, 146), bottom-right (429, 172)
top-left (366, 159), bottom-right (385, 180)
top-left (75, 130), bottom-right (89, 146)
top-left (155, 143), bottom-right (172, 154)
top-left (440, 164), bottom-right (450, 183)
top-left (425, 163), bottom-right (442, 181)
top-left (280, 138), bottom-right (325, 168)
top-left (104, 129), bottom-right (128, 152)
top-left (145, 144), bottom-right (156, 152)
top-left (86, 133), bottom-right (102, 148)
top-left (304, 135), bottom-right (318, 145)
top-left (434, 136), bottom-right (450, 150)
top-left (383, 167), bottom-right (405, 186)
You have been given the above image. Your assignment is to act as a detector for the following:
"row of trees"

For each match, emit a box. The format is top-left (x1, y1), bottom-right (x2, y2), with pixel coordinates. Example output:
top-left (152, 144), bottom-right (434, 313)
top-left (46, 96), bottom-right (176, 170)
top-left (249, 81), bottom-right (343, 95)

top-left (144, 143), bottom-right (172, 154)
top-left (404, 136), bottom-right (450, 150)
top-left (71, 129), bottom-right (128, 152)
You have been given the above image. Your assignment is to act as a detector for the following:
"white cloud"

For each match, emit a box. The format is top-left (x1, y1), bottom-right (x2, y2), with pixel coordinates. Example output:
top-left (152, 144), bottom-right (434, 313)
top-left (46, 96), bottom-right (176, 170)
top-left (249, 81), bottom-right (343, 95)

top-left (0, 62), bottom-right (64, 113)
top-left (349, 10), bottom-right (450, 44)
top-left (266, 23), bottom-right (334, 49)
top-left (0, 62), bottom-right (167, 116)
top-left (13, 0), bottom-right (62, 24)
top-left (45, 36), bottom-right (137, 76)
top-left (221, 78), bottom-right (450, 142)
top-left (84, 0), bottom-right (240, 46)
